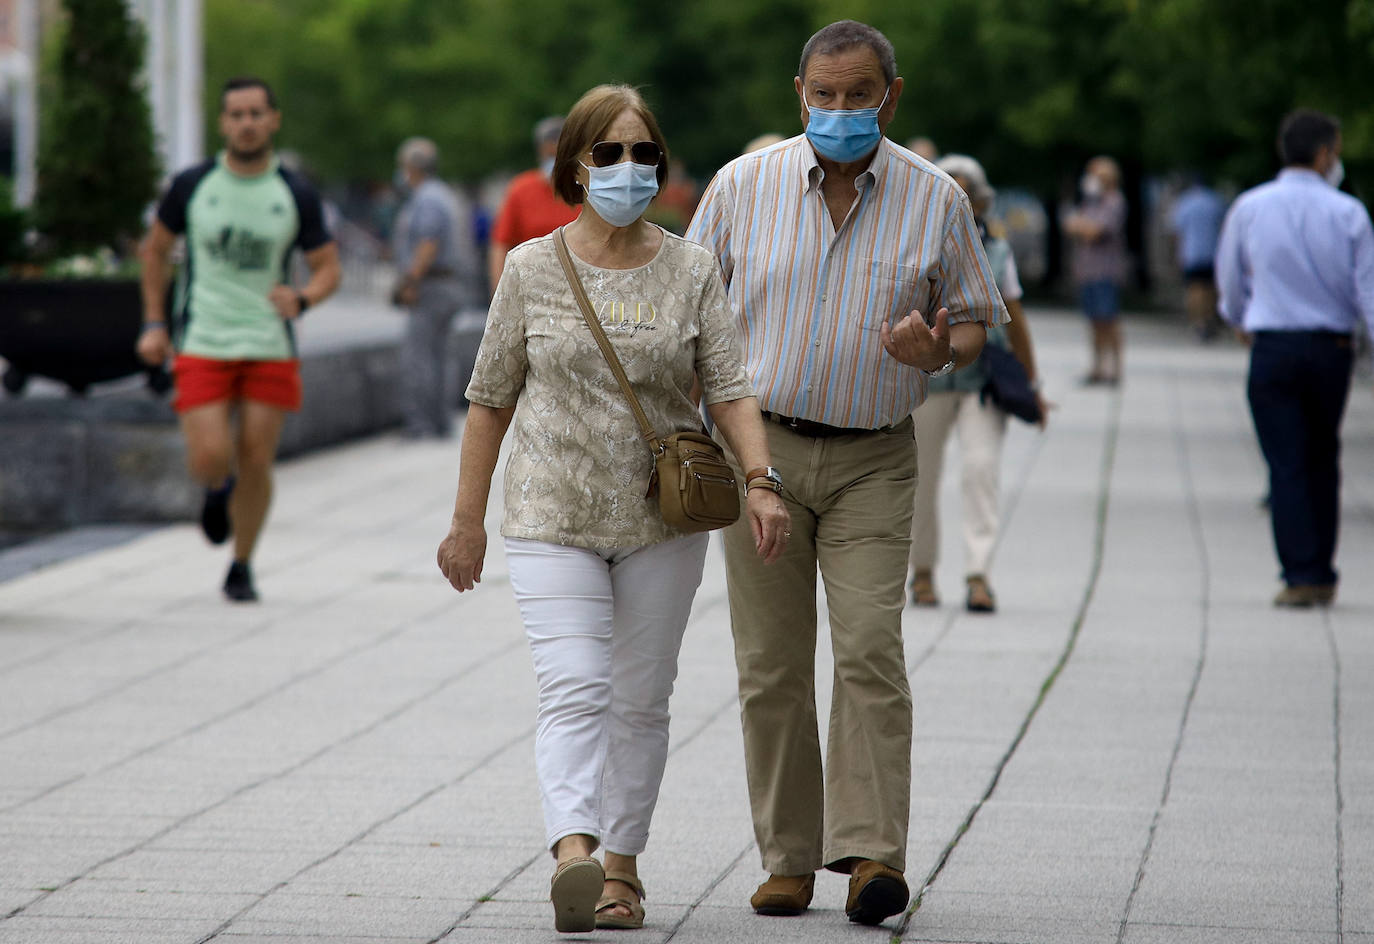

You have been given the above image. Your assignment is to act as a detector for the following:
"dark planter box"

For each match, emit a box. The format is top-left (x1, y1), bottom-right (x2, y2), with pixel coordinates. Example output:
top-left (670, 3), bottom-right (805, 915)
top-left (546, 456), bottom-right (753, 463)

top-left (0, 278), bottom-right (169, 395)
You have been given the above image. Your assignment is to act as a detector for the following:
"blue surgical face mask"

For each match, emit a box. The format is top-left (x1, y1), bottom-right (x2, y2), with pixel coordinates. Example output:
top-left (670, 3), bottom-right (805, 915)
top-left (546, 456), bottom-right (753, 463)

top-left (803, 87), bottom-right (889, 163)
top-left (580, 160), bottom-right (659, 227)
top-left (1325, 157), bottom-right (1345, 189)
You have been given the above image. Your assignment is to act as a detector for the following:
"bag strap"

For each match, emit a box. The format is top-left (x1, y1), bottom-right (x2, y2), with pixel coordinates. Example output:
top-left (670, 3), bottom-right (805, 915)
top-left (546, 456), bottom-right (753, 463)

top-left (554, 227), bottom-right (661, 447)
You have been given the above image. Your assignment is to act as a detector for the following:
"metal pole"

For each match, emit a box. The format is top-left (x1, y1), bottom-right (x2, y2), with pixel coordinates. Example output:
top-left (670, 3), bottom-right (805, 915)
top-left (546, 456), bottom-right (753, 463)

top-left (13, 0), bottom-right (38, 206)
top-left (173, 0), bottom-right (201, 167)
top-left (144, 0), bottom-right (170, 176)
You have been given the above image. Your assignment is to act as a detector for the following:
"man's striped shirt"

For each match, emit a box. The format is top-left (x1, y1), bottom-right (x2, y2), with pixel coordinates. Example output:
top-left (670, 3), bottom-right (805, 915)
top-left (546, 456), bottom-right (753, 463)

top-left (686, 135), bottom-right (1007, 429)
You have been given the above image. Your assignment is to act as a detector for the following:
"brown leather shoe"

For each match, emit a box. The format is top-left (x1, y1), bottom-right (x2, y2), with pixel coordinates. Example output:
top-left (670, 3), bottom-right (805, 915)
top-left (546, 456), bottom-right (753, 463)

top-left (909, 569), bottom-right (938, 607)
top-left (1314, 584), bottom-right (1337, 606)
top-left (845, 860), bottom-right (909, 926)
top-left (750, 873), bottom-right (814, 916)
top-left (1274, 585), bottom-right (1319, 608)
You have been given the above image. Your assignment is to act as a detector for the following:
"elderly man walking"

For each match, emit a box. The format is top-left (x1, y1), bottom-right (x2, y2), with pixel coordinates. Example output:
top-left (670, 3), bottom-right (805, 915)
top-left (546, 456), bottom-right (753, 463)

top-left (687, 19), bottom-right (1005, 927)
top-left (392, 137), bottom-right (481, 439)
top-left (1215, 109), bottom-right (1374, 608)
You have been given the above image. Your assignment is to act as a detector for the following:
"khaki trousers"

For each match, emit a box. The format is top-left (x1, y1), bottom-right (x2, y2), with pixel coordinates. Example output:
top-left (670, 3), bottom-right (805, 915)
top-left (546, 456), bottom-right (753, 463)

top-left (722, 418), bottom-right (916, 875)
top-left (910, 391), bottom-right (1007, 578)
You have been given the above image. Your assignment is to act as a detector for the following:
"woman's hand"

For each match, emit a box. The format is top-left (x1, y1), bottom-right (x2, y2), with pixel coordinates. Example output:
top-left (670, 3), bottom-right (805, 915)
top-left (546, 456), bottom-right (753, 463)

top-left (747, 488), bottom-right (791, 564)
top-left (437, 517), bottom-right (487, 592)
top-left (1034, 391), bottom-right (1056, 430)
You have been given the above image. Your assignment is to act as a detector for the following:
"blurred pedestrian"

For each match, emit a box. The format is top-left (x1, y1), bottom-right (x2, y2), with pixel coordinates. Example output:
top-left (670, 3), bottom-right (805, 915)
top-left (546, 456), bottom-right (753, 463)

top-left (647, 158), bottom-right (699, 234)
top-left (906, 135), bottom-right (938, 162)
top-left (1063, 156), bottom-right (1128, 384)
top-left (392, 136), bottom-right (482, 439)
top-left (487, 116), bottom-right (579, 293)
top-left (1169, 174), bottom-right (1226, 340)
top-left (435, 84), bottom-right (788, 933)
top-left (1215, 108), bottom-right (1374, 608)
top-left (742, 132), bottom-right (785, 154)
top-left (687, 19), bottom-right (1005, 927)
top-left (136, 76), bottom-right (340, 603)
top-left (909, 154), bottom-right (1050, 614)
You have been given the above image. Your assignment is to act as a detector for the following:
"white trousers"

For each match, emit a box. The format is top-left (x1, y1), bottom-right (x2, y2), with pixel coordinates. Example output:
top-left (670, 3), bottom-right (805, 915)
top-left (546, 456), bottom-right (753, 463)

top-left (910, 391), bottom-right (1007, 577)
top-left (505, 534), bottom-right (708, 856)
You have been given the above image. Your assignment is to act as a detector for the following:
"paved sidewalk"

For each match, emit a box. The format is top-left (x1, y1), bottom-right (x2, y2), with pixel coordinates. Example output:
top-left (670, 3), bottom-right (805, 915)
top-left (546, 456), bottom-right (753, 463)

top-left (1, 308), bottom-right (1370, 944)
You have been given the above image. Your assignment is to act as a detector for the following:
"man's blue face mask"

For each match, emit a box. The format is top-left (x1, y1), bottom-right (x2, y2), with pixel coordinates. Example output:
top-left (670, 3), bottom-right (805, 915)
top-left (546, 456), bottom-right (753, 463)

top-left (803, 87), bottom-right (889, 164)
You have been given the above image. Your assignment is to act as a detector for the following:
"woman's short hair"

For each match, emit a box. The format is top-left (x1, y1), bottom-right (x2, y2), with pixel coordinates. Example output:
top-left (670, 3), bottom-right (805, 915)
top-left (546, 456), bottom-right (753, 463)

top-left (937, 153), bottom-right (995, 208)
top-left (1278, 109), bottom-right (1340, 167)
top-left (552, 85), bottom-right (669, 206)
top-left (397, 137), bottom-right (439, 175)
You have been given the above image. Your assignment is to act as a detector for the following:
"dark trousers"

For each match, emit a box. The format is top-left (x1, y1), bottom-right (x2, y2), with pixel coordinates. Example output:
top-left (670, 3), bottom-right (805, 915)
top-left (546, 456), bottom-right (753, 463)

top-left (1247, 331), bottom-right (1354, 587)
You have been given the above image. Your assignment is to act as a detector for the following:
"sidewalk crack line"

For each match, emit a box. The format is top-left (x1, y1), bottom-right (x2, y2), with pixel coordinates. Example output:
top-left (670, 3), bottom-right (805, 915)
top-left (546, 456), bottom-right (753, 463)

top-left (896, 389), bottom-right (1123, 941)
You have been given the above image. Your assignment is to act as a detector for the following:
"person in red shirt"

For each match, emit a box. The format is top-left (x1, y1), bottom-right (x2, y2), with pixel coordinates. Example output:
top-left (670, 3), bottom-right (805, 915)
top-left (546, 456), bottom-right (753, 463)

top-left (487, 116), bottom-right (579, 293)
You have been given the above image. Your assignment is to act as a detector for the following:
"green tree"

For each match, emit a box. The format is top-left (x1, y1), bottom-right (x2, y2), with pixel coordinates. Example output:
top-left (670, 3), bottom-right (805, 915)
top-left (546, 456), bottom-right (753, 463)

top-left (32, 0), bottom-right (159, 257)
top-left (201, 0), bottom-right (1374, 201)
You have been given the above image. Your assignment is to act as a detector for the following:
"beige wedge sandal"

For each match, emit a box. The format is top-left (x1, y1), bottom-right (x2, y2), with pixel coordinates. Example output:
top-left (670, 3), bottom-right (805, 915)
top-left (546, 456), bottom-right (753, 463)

top-left (594, 870), bottom-right (646, 930)
top-left (550, 855), bottom-right (604, 933)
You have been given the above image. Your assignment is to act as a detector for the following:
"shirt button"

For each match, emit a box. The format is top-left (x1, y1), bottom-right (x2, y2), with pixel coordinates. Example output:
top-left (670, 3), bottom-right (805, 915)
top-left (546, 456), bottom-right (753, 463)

top-left (821, 294), bottom-right (827, 301)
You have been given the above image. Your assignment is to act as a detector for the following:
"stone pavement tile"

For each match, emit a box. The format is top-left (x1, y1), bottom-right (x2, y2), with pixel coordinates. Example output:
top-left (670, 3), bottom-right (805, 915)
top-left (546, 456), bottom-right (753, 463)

top-left (219, 938), bottom-right (417, 943)
top-left (20, 886), bottom-right (259, 921)
top-left (0, 889), bottom-right (37, 915)
top-left (987, 747), bottom-right (1169, 810)
top-left (908, 890), bottom-right (1122, 944)
top-left (1126, 860), bottom-right (1336, 932)
top-left (0, 833), bottom-right (142, 890)
top-left (226, 890), bottom-right (470, 939)
top-left (1121, 925), bottom-right (1339, 944)
top-left (942, 801), bottom-right (1156, 864)
top-left (277, 840), bottom-right (527, 901)
top-left (929, 851), bottom-right (1140, 904)
top-left (663, 902), bottom-right (883, 942)
top-left (1145, 800), bottom-right (1334, 870)
top-left (86, 848), bottom-right (321, 896)
top-left (0, 915), bottom-right (222, 942)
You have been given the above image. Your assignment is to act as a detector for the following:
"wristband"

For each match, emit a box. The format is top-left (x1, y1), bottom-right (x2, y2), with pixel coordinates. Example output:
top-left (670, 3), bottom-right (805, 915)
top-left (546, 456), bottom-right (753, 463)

top-left (141, 322), bottom-right (169, 333)
top-left (296, 292), bottom-right (311, 314)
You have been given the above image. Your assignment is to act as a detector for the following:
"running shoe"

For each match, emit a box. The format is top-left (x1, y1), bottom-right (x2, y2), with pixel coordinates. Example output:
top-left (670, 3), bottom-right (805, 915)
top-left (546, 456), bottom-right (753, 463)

top-left (223, 560), bottom-right (258, 602)
top-left (200, 476), bottom-right (235, 545)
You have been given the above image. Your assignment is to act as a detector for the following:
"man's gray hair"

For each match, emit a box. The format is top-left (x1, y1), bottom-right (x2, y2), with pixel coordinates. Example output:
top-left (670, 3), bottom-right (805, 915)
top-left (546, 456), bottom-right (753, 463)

top-left (533, 116), bottom-right (564, 146)
top-left (397, 136), bottom-right (439, 175)
top-left (798, 20), bottom-right (897, 85)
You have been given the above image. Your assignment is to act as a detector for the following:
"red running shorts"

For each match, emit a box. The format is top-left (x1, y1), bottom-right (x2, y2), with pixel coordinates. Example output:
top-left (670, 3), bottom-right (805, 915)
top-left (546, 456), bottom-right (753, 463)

top-left (171, 355), bottom-right (303, 413)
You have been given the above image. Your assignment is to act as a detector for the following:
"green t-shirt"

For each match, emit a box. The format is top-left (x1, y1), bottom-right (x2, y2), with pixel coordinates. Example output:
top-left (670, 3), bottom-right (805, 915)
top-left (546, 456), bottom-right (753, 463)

top-left (156, 153), bottom-right (332, 360)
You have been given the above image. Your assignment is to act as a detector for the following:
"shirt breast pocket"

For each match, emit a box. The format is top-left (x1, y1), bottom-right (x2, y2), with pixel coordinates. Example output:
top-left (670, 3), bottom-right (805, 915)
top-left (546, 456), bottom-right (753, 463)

top-left (865, 260), bottom-right (927, 331)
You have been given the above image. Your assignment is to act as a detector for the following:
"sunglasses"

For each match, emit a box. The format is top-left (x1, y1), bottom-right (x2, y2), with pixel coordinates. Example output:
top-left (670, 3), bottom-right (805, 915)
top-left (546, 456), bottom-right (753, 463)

top-left (589, 140), bottom-right (663, 167)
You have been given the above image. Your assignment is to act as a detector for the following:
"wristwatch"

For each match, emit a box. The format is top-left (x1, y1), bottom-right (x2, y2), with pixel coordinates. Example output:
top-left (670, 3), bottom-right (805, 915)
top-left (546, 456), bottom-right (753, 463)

top-left (928, 345), bottom-right (958, 378)
top-left (745, 466), bottom-right (784, 494)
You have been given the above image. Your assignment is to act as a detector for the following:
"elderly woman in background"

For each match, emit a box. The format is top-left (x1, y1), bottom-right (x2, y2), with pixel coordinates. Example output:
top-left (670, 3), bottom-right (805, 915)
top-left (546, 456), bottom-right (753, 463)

top-left (436, 84), bottom-right (789, 933)
top-left (1064, 155), bottom-right (1129, 384)
top-left (909, 154), bottom-right (1050, 613)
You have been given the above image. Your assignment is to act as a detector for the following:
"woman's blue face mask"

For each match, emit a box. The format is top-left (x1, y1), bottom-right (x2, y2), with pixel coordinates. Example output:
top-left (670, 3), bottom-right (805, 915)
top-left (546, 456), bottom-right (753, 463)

top-left (803, 87), bottom-right (890, 163)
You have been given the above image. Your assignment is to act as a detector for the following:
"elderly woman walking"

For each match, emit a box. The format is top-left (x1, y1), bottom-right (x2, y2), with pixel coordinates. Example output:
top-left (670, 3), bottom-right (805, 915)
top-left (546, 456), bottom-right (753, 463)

top-left (437, 84), bottom-right (789, 933)
top-left (909, 154), bottom-right (1050, 612)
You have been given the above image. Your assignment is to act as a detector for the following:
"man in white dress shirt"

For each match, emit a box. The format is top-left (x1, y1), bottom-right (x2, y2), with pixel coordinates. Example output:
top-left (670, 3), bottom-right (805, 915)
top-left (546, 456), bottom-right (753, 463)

top-left (1215, 109), bottom-right (1374, 608)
